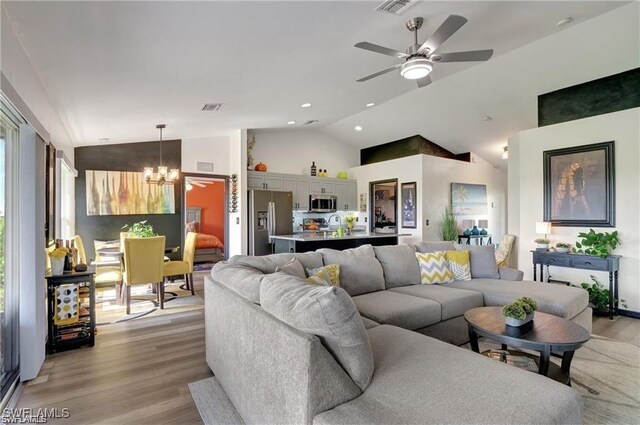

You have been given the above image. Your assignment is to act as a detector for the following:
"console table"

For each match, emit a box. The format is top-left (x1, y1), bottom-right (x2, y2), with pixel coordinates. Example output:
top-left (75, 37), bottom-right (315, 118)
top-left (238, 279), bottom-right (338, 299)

top-left (457, 234), bottom-right (492, 245)
top-left (531, 251), bottom-right (620, 319)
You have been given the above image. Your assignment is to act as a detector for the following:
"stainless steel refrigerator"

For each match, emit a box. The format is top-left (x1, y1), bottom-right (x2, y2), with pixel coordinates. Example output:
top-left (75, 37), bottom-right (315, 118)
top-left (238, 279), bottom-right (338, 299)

top-left (248, 190), bottom-right (293, 256)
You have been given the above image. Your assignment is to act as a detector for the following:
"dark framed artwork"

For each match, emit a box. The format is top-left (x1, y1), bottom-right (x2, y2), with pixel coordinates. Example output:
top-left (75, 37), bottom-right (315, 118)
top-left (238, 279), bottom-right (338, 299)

top-left (401, 182), bottom-right (417, 229)
top-left (543, 141), bottom-right (615, 227)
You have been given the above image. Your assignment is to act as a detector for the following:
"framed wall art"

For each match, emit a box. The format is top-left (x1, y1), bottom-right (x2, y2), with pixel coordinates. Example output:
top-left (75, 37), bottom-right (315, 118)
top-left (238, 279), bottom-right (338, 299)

top-left (451, 183), bottom-right (488, 215)
top-left (401, 182), bottom-right (417, 229)
top-left (543, 141), bottom-right (615, 227)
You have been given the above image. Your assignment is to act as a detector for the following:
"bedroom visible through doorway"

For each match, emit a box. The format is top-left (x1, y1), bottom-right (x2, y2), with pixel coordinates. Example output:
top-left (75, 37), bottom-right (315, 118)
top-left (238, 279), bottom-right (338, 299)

top-left (183, 174), bottom-right (228, 271)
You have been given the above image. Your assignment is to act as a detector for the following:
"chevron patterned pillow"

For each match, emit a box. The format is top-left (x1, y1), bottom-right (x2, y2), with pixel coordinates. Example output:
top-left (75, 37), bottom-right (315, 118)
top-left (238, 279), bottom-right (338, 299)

top-left (445, 250), bottom-right (472, 281)
top-left (415, 251), bottom-right (454, 284)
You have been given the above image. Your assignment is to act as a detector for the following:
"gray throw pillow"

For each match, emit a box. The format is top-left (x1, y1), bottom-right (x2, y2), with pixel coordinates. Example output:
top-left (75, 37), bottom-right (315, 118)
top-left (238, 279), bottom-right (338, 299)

top-left (414, 241), bottom-right (456, 253)
top-left (211, 261), bottom-right (265, 304)
top-left (455, 244), bottom-right (500, 279)
top-left (373, 245), bottom-right (420, 288)
top-left (228, 252), bottom-right (324, 273)
top-left (260, 272), bottom-right (374, 391)
top-left (274, 258), bottom-right (306, 279)
top-left (318, 245), bottom-right (385, 296)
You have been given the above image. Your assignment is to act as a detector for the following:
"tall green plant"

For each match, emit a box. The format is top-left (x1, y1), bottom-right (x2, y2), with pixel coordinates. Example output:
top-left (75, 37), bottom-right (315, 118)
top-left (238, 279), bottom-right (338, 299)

top-left (574, 275), bottom-right (627, 310)
top-left (122, 220), bottom-right (157, 238)
top-left (572, 229), bottom-right (619, 258)
top-left (440, 208), bottom-right (459, 242)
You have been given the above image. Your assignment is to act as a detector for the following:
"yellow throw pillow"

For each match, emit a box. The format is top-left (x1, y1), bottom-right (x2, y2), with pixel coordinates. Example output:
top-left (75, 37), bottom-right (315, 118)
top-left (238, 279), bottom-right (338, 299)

top-left (416, 252), bottom-right (454, 284)
top-left (305, 264), bottom-right (340, 287)
top-left (445, 250), bottom-right (472, 281)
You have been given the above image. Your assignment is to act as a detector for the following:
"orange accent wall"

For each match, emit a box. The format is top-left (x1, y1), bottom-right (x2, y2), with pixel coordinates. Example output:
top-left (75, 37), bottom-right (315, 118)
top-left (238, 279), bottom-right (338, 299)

top-left (186, 182), bottom-right (226, 242)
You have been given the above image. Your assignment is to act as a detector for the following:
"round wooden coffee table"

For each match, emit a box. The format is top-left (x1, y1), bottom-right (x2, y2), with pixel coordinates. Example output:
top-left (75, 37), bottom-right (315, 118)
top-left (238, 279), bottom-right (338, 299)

top-left (464, 307), bottom-right (590, 385)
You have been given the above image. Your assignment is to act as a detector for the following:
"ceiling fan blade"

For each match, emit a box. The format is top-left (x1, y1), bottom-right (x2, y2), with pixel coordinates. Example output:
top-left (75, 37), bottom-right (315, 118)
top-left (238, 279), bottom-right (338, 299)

top-left (418, 15), bottom-right (467, 55)
top-left (435, 49), bottom-right (493, 62)
top-left (192, 181), bottom-right (207, 188)
top-left (355, 42), bottom-right (409, 59)
top-left (416, 75), bottom-right (432, 88)
top-left (357, 64), bottom-right (402, 82)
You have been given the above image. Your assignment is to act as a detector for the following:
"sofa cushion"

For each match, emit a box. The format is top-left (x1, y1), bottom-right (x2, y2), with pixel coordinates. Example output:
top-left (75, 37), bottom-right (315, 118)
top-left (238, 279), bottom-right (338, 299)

top-left (373, 245), bottom-right (420, 289)
top-left (313, 325), bottom-right (583, 425)
top-left (306, 264), bottom-right (340, 287)
top-left (389, 284), bottom-right (484, 320)
top-left (414, 241), bottom-right (455, 253)
top-left (211, 262), bottom-right (265, 304)
top-left (352, 291), bottom-right (441, 330)
top-left (456, 244), bottom-right (500, 279)
top-left (416, 252), bottom-right (454, 284)
top-left (360, 316), bottom-right (379, 329)
top-left (445, 250), bottom-right (471, 281)
top-left (318, 245), bottom-right (385, 297)
top-left (275, 258), bottom-right (306, 279)
top-left (229, 252), bottom-right (324, 274)
top-left (447, 279), bottom-right (589, 319)
top-left (260, 272), bottom-right (374, 391)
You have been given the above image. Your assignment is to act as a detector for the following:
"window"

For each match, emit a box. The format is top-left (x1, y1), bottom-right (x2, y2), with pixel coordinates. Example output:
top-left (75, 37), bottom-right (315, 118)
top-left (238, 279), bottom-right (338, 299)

top-left (58, 159), bottom-right (75, 239)
top-left (0, 106), bottom-right (19, 403)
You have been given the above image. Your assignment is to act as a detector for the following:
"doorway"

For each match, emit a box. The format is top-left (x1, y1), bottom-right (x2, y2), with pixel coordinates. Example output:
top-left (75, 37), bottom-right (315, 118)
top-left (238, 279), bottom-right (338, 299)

top-left (182, 173), bottom-right (229, 270)
top-left (369, 179), bottom-right (398, 233)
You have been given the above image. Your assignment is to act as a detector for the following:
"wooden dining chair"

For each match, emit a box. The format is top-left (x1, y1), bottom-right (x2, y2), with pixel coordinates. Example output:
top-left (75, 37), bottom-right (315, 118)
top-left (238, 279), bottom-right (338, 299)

top-left (162, 232), bottom-right (197, 295)
top-left (122, 236), bottom-right (166, 315)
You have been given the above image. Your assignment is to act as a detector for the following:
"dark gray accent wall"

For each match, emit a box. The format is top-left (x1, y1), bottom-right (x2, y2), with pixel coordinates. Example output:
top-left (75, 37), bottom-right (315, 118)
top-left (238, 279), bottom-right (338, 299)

top-left (360, 134), bottom-right (470, 166)
top-left (538, 68), bottom-right (640, 127)
top-left (74, 140), bottom-right (182, 260)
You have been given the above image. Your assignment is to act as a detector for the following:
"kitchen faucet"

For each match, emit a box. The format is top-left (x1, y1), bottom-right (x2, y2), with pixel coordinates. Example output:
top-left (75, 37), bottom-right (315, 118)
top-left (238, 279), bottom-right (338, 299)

top-left (327, 214), bottom-right (342, 230)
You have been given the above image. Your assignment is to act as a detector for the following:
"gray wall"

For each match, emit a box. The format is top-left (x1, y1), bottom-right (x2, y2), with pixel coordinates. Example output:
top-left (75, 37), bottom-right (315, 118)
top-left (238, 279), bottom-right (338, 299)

top-left (74, 140), bottom-right (182, 260)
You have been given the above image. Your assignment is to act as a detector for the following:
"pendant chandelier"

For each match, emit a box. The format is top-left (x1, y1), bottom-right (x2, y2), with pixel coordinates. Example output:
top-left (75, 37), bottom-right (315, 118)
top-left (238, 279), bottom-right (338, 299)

top-left (144, 124), bottom-right (179, 185)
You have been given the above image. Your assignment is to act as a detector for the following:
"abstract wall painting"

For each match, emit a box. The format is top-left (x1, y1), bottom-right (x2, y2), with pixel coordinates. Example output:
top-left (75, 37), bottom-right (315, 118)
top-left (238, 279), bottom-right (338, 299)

top-left (86, 170), bottom-right (175, 216)
top-left (543, 141), bottom-right (615, 227)
top-left (451, 183), bottom-right (488, 215)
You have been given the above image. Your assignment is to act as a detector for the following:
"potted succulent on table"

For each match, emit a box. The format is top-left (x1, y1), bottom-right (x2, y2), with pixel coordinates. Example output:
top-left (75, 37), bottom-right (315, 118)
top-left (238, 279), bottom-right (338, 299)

top-left (122, 220), bottom-right (157, 238)
top-left (574, 275), bottom-right (627, 316)
top-left (555, 242), bottom-right (571, 253)
top-left (502, 297), bottom-right (538, 327)
top-left (534, 238), bottom-right (550, 250)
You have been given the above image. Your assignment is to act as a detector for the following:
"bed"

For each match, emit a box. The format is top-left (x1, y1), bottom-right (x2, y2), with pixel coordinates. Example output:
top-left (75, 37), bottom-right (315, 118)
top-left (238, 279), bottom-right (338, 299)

top-left (185, 207), bottom-right (225, 264)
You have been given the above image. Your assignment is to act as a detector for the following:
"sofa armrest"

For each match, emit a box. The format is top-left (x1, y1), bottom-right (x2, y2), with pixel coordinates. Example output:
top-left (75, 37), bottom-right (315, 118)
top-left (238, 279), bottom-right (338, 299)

top-left (498, 267), bottom-right (524, 281)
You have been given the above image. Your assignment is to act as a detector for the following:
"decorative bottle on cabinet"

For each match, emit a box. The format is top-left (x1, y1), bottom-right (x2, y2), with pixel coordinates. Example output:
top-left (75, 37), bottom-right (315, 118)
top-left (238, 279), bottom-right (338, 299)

top-left (311, 162), bottom-right (317, 176)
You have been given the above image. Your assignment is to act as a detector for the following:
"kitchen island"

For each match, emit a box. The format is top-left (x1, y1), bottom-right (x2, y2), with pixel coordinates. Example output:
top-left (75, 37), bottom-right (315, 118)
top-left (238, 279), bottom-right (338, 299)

top-left (271, 232), bottom-right (408, 253)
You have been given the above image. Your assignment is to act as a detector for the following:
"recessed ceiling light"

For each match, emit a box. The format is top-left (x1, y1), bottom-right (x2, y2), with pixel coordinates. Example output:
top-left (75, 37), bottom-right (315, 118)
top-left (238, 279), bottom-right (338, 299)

top-left (98, 137), bottom-right (109, 142)
top-left (354, 126), bottom-right (363, 131)
top-left (366, 102), bottom-right (376, 107)
top-left (483, 116), bottom-right (493, 122)
top-left (287, 121), bottom-right (296, 125)
top-left (301, 102), bottom-right (312, 108)
top-left (556, 17), bottom-right (573, 27)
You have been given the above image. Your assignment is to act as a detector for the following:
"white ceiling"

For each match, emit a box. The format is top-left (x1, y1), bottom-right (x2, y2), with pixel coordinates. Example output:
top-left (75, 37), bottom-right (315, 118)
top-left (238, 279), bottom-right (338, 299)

top-left (3, 1), bottom-right (632, 163)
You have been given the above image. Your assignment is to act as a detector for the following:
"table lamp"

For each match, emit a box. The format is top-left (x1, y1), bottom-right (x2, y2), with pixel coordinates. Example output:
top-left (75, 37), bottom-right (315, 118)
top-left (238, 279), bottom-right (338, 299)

top-left (462, 219), bottom-right (474, 236)
top-left (478, 219), bottom-right (488, 235)
top-left (535, 221), bottom-right (552, 239)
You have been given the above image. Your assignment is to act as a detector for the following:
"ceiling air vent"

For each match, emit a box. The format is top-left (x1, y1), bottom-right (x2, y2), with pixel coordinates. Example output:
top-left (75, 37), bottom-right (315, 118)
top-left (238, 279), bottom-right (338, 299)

top-left (196, 161), bottom-right (215, 173)
top-left (303, 120), bottom-right (319, 125)
top-left (201, 103), bottom-right (224, 111)
top-left (375, 0), bottom-right (420, 15)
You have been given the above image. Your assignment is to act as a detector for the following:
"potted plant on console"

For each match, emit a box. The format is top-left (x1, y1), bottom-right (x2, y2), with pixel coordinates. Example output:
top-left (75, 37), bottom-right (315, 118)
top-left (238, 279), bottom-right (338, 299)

top-left (534, 238), bottom-right (550, 250)
top-left (502, 297), bottom-right (538, 327)
top-left (572, 229), bottom-right (619, 258)
top-left (555, 242), bottom-right (571, 253)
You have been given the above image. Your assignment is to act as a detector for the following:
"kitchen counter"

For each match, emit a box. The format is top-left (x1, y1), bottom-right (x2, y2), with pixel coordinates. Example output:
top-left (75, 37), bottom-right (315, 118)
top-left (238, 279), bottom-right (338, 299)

top-left (271, 232), bottom-right (410, 253)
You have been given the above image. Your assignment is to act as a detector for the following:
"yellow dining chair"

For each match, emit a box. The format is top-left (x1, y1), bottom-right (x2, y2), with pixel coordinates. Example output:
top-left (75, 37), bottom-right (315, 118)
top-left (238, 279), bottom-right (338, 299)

top-left (92, 239), bottom-right (124, 304)
top-left (123, 236), bottom-right (166, 315)
top-left (163, 232), bottom-right (197, 295)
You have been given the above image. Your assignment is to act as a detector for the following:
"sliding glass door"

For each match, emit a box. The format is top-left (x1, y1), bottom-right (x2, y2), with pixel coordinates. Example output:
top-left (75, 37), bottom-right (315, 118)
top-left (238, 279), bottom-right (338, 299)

top-left (0, 111), bottom-right (19, 402)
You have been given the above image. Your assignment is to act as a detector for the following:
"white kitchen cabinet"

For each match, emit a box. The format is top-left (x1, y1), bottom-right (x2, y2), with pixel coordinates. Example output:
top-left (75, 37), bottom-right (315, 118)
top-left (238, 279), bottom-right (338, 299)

top-left (335, 181), bottom-right (358, 211)
top-left (295, 179), bottom-right (310, 210)
top-left (247, 171), bottom-right (284, 190)
top-left (309, 180), bottom-right (335, 195)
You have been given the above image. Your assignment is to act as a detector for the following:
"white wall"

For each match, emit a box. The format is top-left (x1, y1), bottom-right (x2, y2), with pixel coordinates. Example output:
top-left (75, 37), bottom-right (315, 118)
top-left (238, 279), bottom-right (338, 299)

top-left (249, 129), bottom-right (359, 177)
top-left (227, 129), bottom-right (248, 256)
top-left (348, 153), bottom-right (508, 245)
top-left (509, 108), bottom-right (640, 312)
top-left (421, 154), bottom-right (508, 243)
top-left (181, 136), bottom-right (231, 175)
top-left (1, 5), bottom-right (75, 161)
top-left (349, 155), bottom-right (424, 244)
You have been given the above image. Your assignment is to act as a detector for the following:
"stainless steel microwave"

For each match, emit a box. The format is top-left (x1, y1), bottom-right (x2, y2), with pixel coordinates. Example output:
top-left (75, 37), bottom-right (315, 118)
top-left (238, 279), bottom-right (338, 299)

top-left (309, 194), bottom-right (337, 213)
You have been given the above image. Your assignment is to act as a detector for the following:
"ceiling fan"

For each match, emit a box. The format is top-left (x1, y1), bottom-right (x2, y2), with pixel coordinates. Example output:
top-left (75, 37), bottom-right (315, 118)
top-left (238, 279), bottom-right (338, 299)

top-left (185, 177), bottom-right (214, 191)
top-left (355, 15), bottom-right (493, 88)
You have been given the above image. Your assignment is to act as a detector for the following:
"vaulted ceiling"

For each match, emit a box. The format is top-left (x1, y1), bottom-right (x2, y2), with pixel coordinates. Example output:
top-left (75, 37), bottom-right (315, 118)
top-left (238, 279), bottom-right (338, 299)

top-left (3, 1), bottom-right (634, 165)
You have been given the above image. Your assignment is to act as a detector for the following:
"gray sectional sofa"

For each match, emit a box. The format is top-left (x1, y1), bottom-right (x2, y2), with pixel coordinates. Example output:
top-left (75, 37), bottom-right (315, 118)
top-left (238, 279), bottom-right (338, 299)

top-left (205, 242), bottom-right (591, 424)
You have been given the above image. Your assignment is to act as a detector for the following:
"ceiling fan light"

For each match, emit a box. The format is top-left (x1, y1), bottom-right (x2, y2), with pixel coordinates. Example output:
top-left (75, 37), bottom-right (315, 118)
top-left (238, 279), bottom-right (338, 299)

top-left (400, 58), bottom-right (433, 80)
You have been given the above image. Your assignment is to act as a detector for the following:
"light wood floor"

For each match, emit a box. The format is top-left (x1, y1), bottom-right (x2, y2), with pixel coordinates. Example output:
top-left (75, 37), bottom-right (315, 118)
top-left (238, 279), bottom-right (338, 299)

top-left (16, 273), bottom-right (640, 424)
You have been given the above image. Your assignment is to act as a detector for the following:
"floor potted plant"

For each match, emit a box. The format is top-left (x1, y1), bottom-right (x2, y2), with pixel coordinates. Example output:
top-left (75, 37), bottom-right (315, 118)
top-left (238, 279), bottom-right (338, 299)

top-left (574, 275), bottom-right (627, 316)
top-left (502, 297), bottom-right (538, 327)
top-left (440, 208), bottom-right (459, 242)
